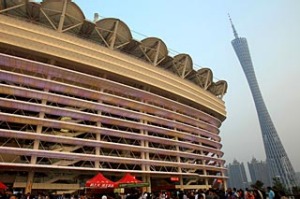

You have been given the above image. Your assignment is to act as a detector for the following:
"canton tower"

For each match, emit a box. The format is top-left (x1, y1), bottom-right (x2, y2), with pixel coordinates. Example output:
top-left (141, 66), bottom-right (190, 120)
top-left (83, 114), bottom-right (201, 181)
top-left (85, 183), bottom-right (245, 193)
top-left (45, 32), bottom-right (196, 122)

top-left (229, 16), bottom-right (297, 188)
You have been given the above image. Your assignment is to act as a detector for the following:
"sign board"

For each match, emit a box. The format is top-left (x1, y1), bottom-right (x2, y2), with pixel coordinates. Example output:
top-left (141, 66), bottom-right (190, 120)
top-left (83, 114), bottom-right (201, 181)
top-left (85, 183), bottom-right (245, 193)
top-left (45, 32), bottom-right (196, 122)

top-left (170, 177), bottom-right (179, 182)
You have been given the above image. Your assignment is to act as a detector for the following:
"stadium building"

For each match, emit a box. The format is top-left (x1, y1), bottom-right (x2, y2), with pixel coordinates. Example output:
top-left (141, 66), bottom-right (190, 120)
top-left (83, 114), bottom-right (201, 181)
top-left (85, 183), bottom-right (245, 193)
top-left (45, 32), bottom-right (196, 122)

top-left (0, 0), bottom-right (228, 194)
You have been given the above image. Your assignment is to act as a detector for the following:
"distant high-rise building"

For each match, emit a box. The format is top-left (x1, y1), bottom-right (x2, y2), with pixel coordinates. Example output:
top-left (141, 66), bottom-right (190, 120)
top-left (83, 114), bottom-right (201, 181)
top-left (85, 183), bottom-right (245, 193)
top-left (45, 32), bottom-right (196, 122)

top-left (296, 172), bottom-right (300, 185)
top-left (248, 158), bottom-right (271, 187)
top-left (229, 16), bottom-right (297, 189)
top-left (227, 159), bottom-right (248, 189)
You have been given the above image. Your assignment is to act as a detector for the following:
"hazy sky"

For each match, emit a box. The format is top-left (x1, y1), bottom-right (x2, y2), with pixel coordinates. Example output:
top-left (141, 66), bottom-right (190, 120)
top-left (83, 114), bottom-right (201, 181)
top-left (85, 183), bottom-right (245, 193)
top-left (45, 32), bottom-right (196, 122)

top-left (72, 0), bottom-right (300, 174)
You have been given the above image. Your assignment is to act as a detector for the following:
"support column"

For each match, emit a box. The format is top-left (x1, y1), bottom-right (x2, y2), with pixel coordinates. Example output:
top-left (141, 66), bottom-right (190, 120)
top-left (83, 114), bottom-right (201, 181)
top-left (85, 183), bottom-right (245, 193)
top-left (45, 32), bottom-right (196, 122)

top-left (202, 154), bottom-right (209, 188)
top-left (141, 124), bottom-right (151, 192)
top-left (95, 85), bottom-right (105, 168)
top-left (221, 171), bottom-right (227, 191)
top-left (0, 1), bottom-right (3, 10)
top-left (95, 104), bottom-right (102, 168)
top-left (179, 176), bottom-right (184, 191)
top-left (109, 20), bottom-right (119, 49)
top-left (25, 171), bottom-right (34, 194)
top-left (153, 41), bottom-right (161, 66)
top-left (27, 71), bottom-right (51, 193)
top-left (175, 136), bottom-right (182, 173)
top-left (180, 56), bottom-right (189, 78)
top-left (141, 95), bottom-right (151, 193)
top-left (175, 134), bottom-right (184, 190)
top-left (95, 121), bottom-right (101, 168)
top-left (203, 170), bottom-right (209, 188)
top-left (57, 0), bottom-right (68, 32)
top-left (31, 86), bottom-right (49, 163)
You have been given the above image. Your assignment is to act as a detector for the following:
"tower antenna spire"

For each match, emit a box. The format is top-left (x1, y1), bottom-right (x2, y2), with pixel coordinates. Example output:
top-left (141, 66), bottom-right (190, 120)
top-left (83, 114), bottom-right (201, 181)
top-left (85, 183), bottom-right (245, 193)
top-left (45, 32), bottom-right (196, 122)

top-left (228, 14), bottom-right (239, 38)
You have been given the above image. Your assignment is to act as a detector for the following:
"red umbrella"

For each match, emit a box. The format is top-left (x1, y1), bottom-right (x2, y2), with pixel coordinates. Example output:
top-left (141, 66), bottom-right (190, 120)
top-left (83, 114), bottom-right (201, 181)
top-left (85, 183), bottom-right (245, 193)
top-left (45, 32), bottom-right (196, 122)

top-left (0, 182), bottom-right (7, 190)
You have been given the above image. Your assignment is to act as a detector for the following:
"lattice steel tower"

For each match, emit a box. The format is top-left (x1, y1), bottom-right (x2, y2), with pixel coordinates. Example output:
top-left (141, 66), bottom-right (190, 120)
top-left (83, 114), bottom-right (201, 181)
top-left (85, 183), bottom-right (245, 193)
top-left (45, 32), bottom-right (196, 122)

top-left (229, 16), bottom-right (297, 188)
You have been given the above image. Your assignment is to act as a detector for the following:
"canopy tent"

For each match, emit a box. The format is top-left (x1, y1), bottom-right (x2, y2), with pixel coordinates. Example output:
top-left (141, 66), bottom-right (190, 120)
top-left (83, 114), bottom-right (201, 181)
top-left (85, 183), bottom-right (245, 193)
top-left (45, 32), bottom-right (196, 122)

top-left (115, 173), bottom-right (149, 188)
top-left (85, 173), bottom-right (116, 189)
top-left (0, 181), bottom-right (7, 190)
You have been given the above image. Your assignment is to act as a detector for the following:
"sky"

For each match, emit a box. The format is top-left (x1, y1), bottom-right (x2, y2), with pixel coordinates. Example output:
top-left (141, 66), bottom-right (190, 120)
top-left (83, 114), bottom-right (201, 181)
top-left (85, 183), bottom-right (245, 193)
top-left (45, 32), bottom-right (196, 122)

top-left (72, 0), bottom-right (300, 175)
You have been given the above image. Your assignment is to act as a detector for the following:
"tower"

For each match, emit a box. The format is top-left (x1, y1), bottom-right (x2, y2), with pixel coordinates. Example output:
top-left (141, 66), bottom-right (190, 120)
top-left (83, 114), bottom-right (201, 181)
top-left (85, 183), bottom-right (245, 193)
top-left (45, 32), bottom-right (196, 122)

top-left (229, 16), bottom-right (297, 188)
top-left (248, 157), bottom-right (271, 187)
top-left (227, 160), bottom-right (248, 189)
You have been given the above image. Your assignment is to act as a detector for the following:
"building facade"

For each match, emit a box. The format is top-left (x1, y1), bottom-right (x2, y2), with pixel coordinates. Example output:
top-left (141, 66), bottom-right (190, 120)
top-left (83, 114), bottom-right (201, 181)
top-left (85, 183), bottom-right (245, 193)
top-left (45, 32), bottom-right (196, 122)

top-left (248, 158), bottom-right (271, 187)
top-left (227, 160), bottom-right (248, 189)
top-left (229, 17), bottom-right (297, 189)
top-left (0, 0), bottom-right (228, 193)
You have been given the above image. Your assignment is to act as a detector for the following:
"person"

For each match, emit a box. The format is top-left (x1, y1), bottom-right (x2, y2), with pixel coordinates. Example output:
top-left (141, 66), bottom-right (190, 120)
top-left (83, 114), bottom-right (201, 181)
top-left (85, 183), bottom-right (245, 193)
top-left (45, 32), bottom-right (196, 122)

top-left (238, 189), bottom-right (244, 199)
top-left (232, 188), bottom-right (239, 199)
top-left (225, 188), bottom-right (236, 199)
top-left (244, 189), bottom-right (249, 199)
top-left (253, 188), bottom-right (263, 199)
top-left (26, 193), bottom-right (32, 199)
top-left (195, 190), bottom-right (206, 199)
top-left (115, 193), bottom-right (121, 199)
top-left (280, 191), bottom-right (288, 199)
top-left (267, 187), bottom-right (275, 199)
top-left (178, 191), bottom-right (184, 199)
top-left (246, 191), bottom-right (254, 199)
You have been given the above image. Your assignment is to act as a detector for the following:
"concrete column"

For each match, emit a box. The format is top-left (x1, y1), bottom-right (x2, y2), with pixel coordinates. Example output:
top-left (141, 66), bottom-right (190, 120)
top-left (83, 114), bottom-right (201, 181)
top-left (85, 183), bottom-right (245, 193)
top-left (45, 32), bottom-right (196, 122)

top-left (58, 0), bottom-right (68, 32)
top-left (25, 171), bottom-right (34, 194)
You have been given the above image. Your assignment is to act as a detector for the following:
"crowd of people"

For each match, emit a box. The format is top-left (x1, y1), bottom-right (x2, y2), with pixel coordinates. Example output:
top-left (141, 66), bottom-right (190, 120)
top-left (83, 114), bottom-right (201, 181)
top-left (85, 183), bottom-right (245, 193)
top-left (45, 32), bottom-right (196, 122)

top-left (98, 186), bottom-right (288, 199)
top-left (222, 187), bottom-right (286, 199)
top-left (0, 187), bottom-right (290, 199)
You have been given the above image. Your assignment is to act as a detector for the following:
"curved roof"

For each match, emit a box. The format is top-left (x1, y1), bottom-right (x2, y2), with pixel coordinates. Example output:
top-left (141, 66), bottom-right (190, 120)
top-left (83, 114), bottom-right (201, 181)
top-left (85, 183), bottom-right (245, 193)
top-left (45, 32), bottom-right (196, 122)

top-left (158, 55), bottom-right (177, 75)
top-left (78, 20), bottom-right (96, 38)
top-left (173, 54), bottom-right (193, 78)
top-left (208, 80), bottom-right (228, 98)
top-left (121, 37), bottom-right (168, 66)
top-left (186, 68), bottom-right (213, 90)
top-left (95, 18), bottom-right (132, 49)
top-left (196, 68), bottom-right (213, 89)
top-left (1, 0), bottom-right (35, 18)
top-left (159, 54), bottom-right (193, 78)
top-left (40, 0), bottom-right (85, 32)
top-left (26, 2), bottom-right (41, 21)
top-left (140, 37), bottom-right (168, 65)
top-left (0, 0), bottom-right (227, 98)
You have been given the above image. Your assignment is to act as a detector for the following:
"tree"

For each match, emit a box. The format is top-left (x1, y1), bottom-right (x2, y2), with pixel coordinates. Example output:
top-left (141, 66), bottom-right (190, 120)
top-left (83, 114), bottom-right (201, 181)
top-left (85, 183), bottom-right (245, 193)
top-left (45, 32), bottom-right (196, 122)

top-left (272, 177), bottom-right (288, 195)
top-left (251, 180), bottom-right (265, 190)
top-left (292, 186), bottom-right (300, 195)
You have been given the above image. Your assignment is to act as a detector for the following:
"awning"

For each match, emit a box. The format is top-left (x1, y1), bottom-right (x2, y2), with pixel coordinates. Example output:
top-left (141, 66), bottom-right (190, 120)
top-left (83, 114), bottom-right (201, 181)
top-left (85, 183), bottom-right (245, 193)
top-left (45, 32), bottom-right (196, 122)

top-left (115, 173), bottom-right (149, 188)
top-left (85, 173), bottom-right (116, 189)
top-left (0, 181), bottom-right (7, 190)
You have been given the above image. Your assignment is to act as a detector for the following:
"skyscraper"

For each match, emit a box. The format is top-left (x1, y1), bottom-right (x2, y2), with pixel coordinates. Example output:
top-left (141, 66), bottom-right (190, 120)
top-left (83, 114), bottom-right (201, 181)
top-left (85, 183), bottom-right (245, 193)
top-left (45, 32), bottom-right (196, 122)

top-left (229, 16), bottom-right (297, 189)
top-left (227, 159), bottom-right (248, 189)
top-left (248, 157), bottom-right (271, 187)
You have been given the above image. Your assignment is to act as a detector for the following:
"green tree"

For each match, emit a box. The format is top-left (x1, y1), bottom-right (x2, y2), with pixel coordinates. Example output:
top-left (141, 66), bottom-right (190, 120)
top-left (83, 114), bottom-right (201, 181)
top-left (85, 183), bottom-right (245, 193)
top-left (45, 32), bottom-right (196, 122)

top-left (292, 186), bottom-right (300, 195)
top-left (251, 180), bottom-right (265, 190)
top-left (272, 177), bottom-right (288, 194)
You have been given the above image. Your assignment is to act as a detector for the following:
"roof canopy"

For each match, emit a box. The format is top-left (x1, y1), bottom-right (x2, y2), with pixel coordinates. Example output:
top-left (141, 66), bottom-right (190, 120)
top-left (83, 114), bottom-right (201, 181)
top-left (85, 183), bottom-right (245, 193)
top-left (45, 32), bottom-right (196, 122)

top-left (0, 0), bottom-right (227, 99)
top-left (85, 173), bottom-right (116, 189)
top-left (0, 181), bottom-right (7, 190)
top-left (115, 173), bottom-right (149, 188)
